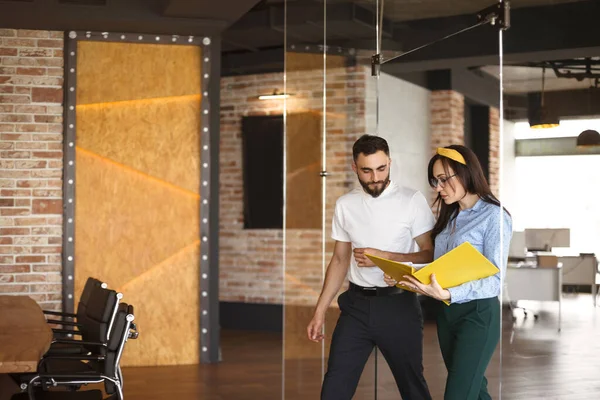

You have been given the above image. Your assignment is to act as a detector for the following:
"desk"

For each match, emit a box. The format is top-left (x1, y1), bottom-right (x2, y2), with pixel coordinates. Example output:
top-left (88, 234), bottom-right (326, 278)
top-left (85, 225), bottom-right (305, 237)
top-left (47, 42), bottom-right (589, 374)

top-left (559, 254), bottom-right (598, 307)
top-left (0, 295), bottom-right (53, 373)
top-left (504, 263), bottom-right (562, 331)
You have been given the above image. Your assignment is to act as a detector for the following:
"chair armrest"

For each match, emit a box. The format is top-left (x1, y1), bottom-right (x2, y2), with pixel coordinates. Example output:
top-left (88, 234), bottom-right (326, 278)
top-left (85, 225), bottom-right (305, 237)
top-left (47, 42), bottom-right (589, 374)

top-left (51, 339), bottom-right (107, 347)
top-left (43, 310), bottom-right (77, 318)
top-left (46, 319), bottom-right (82, 327)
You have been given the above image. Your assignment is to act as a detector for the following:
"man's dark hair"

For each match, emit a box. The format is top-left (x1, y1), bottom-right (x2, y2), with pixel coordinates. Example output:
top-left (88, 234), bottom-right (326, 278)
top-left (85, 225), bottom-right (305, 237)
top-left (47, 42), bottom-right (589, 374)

top-left (352, 134), bottom-right (390, 161)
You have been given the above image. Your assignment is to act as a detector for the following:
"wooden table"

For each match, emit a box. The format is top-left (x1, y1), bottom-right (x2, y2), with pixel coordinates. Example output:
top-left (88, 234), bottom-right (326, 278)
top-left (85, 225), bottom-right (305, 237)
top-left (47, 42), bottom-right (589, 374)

top-left (0, 295), bottom-right (53, 373)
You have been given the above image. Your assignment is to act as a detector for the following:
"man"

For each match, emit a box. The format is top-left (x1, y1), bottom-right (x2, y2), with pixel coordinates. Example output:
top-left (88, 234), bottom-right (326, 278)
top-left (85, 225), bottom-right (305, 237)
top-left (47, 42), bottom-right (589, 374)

top-left (307, 134), bottom-right (435, 400)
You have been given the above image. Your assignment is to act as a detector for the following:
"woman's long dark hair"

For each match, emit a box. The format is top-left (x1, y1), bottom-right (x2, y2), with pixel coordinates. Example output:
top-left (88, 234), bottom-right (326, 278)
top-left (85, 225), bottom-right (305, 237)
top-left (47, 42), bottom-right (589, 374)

top-left (428, 145), bottom-right (506, 241)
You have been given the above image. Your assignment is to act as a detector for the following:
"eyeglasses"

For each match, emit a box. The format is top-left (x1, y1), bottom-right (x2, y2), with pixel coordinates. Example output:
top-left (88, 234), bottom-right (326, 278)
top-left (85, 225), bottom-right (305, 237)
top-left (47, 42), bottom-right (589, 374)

top-left (429, 174), bottom-right (456, 188)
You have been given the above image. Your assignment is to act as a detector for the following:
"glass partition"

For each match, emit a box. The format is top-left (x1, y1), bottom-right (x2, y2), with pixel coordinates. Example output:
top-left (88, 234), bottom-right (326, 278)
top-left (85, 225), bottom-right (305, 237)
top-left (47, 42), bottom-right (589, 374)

top-left (283, 0), bottom-right (508, 399)
top-left (500, 1), bottom-right (600, 398)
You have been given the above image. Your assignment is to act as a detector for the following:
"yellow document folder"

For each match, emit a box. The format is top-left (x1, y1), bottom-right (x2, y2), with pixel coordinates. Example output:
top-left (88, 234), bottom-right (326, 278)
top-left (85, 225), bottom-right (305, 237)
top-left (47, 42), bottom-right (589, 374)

top-left (365, 242), bottom-right (499, 305)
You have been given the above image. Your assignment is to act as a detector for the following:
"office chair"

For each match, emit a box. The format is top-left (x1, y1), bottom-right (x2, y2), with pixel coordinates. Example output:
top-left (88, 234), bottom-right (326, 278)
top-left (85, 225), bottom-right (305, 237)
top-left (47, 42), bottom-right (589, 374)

top-left (14, 304), bottom-right (138, 400)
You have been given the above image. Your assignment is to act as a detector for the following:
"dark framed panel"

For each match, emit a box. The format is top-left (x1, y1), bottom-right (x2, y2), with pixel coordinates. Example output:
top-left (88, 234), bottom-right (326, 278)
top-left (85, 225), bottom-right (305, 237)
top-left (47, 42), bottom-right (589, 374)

top-left (63, 30), bottom-right (219, 363)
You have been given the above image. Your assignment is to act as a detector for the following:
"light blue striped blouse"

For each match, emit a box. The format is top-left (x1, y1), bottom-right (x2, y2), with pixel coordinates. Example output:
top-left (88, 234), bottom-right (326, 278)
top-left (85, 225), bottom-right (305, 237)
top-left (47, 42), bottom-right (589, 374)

top-left (433, 198), bottom-right (513, 304)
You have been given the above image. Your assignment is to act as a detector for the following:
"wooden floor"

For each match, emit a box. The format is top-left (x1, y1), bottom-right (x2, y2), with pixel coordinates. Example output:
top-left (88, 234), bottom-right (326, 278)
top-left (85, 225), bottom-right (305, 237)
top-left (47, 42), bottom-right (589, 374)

top-left (117, 294), bottom-right (600, 400)
top-left (1, 296), bottom-right (597, 399)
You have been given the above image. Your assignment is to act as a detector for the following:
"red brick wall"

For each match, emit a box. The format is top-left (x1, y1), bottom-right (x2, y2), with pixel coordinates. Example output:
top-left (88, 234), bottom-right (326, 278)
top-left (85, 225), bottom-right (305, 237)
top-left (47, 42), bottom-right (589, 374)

top-left (429, 93), bottom-right (501, 204)
top-left (219, 66), bottom-right (367, 305)
top-left (429, 90), bottom-right (465, 206)
top-left (430, 90), bottom-right (465, 152)
top-left (0, 29), bottom-right (64, 310)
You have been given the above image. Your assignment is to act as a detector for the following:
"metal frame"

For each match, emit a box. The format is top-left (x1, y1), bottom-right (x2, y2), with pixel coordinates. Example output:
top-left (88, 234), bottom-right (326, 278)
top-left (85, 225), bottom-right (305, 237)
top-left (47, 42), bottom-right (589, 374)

top-left (371, 0), bottom-right (511, 76)
top-left (62, 30), bottom-right (219, 363)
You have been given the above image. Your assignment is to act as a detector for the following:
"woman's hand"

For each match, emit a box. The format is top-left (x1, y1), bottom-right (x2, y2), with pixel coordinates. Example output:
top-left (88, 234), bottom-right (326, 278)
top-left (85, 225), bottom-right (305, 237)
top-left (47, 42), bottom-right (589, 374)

top-left (353, 248), bottom-right (386, 267)
top-left (397, 274), bottom-right (451, 302)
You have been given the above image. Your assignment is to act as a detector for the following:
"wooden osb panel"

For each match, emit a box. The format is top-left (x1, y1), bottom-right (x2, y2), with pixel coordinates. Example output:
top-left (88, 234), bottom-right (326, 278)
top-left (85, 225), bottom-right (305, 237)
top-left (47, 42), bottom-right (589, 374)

top-left (74, 150), bottom-right (199, 295)
top-left (286, 52), bottom-right (348, 72)
top-left (283, 304), bottom-right (339, 360)
top-left (118, 243), bottom-right (200, 366)
top-left (76, 41), bottom-right (202, 105)
top-left (286, 112), bottom-right (322, 229)
top-left (76, 95), bottom-right (201, 193)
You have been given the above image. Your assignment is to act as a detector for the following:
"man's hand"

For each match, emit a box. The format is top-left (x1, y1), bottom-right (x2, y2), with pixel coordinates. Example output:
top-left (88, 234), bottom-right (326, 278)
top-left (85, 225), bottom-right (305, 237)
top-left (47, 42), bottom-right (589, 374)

top-left (397, 274), bottom-right (451, 302)
top-left (307, 313), bottom-right (325, 342)
top-left (383, 274), bottom-right (397, 287)
top-left (353, 247), bottom-right (385, 267)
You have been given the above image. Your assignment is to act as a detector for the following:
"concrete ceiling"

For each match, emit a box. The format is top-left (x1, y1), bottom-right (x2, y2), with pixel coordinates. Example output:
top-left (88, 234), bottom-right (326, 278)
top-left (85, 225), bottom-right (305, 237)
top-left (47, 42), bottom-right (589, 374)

top-left (262, 0), bottom-right (585, 22)
top-left (352, 0), bottom-right (585, 22)
top-left (0, 0), bottom-right (264, 36)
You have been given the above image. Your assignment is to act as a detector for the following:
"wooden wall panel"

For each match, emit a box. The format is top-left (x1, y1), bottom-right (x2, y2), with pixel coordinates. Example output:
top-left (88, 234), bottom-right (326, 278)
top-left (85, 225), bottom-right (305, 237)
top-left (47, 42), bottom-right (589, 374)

top-left (75, 41), bottom-right (202, 366)
top-left (286, 112), bottom-right (322, 229)
top-left (77, 95), bottom-right (201, 193)
top-left (76, 41), bottom-right (202, 104)
top-left (118, 243), bottom-right (200, 366)
top-left (286, 52), bottom-right (347, 72)
top-left (75, 150), bottom-right (200, 291)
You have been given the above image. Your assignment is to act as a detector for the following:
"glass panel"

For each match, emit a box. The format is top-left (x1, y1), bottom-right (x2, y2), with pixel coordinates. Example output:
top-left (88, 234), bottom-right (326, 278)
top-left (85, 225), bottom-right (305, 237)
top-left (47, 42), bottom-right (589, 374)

top-left (500, 1), bottom-right (600, 398)
top-left (282, 0), bottom-right (328, 396)
top-left (375, 2), bottom-right (504, 399)
top-left (283, 0), bottom-right (380, 397)
top-left (284, 0), bottom-right (509, 399)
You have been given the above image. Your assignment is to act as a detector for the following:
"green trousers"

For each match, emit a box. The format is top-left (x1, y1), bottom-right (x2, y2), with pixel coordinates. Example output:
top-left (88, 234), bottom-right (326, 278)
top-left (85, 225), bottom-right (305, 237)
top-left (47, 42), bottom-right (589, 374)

top-left (436, 297), bottom-right (500, 400)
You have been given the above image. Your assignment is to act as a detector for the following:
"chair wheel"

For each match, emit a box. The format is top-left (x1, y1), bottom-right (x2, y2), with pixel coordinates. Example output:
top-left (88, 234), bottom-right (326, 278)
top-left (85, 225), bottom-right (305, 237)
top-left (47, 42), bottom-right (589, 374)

top-left (534, 315), bottom-right (539, 320)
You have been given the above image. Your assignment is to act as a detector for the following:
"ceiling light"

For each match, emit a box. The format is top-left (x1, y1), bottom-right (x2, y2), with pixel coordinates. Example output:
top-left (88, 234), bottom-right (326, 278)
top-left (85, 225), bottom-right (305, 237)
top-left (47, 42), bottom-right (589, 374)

top-left (529, 67), bottom-right (560, 129)
top-left (576, 129), bottom-right (600, 147)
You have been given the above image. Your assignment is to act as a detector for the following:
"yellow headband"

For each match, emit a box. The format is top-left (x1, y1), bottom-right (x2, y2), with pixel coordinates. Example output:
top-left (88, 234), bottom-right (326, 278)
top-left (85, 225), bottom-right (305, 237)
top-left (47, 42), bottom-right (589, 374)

top-left (437, 148), bottom-right (466, 165)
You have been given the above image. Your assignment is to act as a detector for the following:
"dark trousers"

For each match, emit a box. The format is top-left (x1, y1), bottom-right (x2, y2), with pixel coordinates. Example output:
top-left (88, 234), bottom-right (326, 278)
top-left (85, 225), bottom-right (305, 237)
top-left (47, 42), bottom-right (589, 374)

top-left (436, 297), bottom-right (500, 400)
top-left (321, 289), bottom-right (432, 400)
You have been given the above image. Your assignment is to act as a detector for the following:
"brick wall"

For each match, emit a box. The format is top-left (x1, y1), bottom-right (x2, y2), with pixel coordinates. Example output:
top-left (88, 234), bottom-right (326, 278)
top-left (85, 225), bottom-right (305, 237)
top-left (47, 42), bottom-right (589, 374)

top-left (0, 29), bottom-right (64, 310)
top-left (429, 93), bottom-right (501, 202)
top-left (219, 64), bottom-right (367, 305)
top-left (430, 90), bottom-right (465, 152)
top-left (429, 90), bottom-right (465, 206)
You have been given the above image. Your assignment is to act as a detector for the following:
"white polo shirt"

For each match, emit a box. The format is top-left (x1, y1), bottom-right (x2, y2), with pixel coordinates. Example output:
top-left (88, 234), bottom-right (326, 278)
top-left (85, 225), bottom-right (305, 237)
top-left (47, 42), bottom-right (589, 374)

top-left (331, 181), bottom-right (435, 287)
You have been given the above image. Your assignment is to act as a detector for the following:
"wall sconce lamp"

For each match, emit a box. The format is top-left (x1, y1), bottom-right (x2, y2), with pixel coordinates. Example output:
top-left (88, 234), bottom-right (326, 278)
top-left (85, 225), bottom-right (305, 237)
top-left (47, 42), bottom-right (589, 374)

top-left (258, 90), bottom-right (293, 100)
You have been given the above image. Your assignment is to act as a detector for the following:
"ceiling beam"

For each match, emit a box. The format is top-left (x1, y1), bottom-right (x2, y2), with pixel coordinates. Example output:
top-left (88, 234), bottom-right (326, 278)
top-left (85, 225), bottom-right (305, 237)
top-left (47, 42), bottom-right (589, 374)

top-left (0, 0), bottom-right (233, 35)
top-left (385, 1), bottom-right (600, 72)
top-left (162, 0), bottom-right (262, 23)
top-left (223, 1), bottom-right (397, 53)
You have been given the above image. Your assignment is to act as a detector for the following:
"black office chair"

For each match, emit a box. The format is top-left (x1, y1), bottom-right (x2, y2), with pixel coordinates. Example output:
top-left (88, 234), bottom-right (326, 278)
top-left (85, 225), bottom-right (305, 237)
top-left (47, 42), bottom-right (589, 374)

top-left (13, 304), bottom-right (138, 400)
top-left (43, 277), bottom-right (106, 326)
top-left (45, 284), bottom-right (123, 357)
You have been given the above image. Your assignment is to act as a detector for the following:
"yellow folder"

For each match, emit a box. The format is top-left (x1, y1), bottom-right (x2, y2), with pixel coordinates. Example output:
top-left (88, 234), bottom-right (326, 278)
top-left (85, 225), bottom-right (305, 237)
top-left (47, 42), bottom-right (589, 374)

top-left (365, 242), bottom-right (499, 305)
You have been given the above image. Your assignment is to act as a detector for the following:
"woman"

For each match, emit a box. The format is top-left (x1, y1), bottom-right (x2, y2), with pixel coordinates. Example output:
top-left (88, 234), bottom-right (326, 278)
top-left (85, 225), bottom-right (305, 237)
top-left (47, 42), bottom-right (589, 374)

top-left (389, 145), bottom-right (512, 400)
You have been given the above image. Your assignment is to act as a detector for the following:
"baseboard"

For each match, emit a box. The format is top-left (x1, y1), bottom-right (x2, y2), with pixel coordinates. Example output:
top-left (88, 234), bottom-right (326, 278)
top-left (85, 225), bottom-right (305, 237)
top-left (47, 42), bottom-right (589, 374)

top-left (220, 297), bottom-right (437, 332)
top-left (220, 301), bottom-right (283, 332)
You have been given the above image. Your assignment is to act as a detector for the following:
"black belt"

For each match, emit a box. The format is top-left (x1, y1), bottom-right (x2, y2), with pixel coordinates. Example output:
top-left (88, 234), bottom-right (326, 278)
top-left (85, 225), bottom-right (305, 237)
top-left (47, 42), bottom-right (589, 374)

top-left (349, 282), bottom-right (405, 297)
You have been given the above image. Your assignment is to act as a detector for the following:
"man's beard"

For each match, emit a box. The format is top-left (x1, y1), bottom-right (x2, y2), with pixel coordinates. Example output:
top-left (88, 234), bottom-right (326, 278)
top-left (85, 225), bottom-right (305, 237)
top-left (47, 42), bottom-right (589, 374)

top-left (358, 173), bottom-right (390, 198)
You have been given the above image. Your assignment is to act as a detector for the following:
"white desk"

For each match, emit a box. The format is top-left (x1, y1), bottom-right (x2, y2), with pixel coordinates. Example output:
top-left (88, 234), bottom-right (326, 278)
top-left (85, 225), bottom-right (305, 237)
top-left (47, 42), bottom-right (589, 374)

top-left (504, 263), bottom-right (562, 331)
top-left (559, 254), bottom-right (598, 307)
